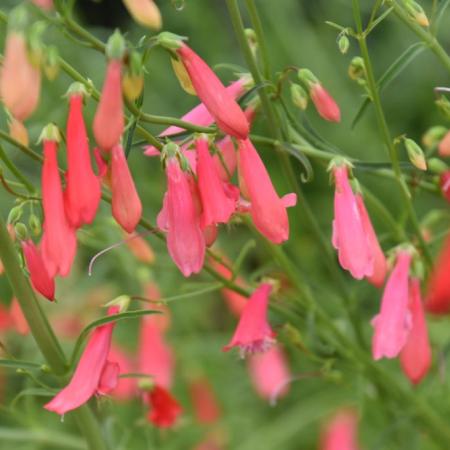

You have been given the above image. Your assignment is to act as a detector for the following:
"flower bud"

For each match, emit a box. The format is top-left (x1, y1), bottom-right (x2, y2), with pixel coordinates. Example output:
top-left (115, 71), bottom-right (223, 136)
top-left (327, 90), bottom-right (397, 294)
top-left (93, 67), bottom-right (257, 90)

top-left (404, 138), bottom-right (427, 171)
top-left (428, 158), bottom-right (448, 174)
top-left (106, 30), bottom-right (126, 61)
top-left (7, 205), bottom-right (23, 225)
top-left (290, 84), bottom-right (308, 110)
top-left (422, 126), bottom-right (447, 149)
top-left (28, 214), bottom-right (41, 236)
top-left (402, 0), bottom-right (429, 27)
top-left (8, 118), bottom-right (29, 147)
top-left (123, 51), bottom-right (144, 101)
top-left (28, 21), bottom-right (47, 67)
top-left (348, 57), bottom-right (366, 85)
top-left (438, 130), bottom-right (450, 157)
top-left (122, 0), bottom-right (162, 30)
top-left (44, 46), bottom-right (60, 81)
top-left (338, 34), bottom-right (350, 54)
top-left (14, 223), bottom-right (28, 241)
top-left (171, 57), bottom-right (196, 95)
top-left (245, 28), bottom-right (258, 54)
top-left (435, 96), bottom-right (450, 120)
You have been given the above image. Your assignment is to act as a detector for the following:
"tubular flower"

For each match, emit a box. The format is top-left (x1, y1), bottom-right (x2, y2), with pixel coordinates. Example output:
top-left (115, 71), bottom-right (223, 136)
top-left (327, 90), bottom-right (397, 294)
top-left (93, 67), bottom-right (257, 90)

top-left (40, 132), bottom-right (77, 277)
top-left (425, 233), bottom-right (450, 314)
top-left (332, 164), bottom-right (374, 280)
top-left (110, 145), bottom-right (142, 233)
top-left (122, 0), bottom-right (162, 30)
top-left (440, 170), bottom-right (450, 203)
top-left (0, 31), bottom-right (41, 121)
top-left (176, 43), bottom-right (249, 139)
top-left (355, 194), bottom-right (387, 287)
top-left (108, 344), bottom-right (136, 400)
top-left (10, 298), bottom-right (29, 336)
top-left (147, 385), bottom-right (182, 428)
top-left (31, 0), bottom-right (54, 9)
top-left (224, 283), bottom-right (275, 357)
top-left (138, 315), bottom-right (175, 389)
top-left (310, 83), bottom-right (341, 123)
top-left (400, 279), bottom-right (432, 384)
top-left (372, 250), bottom-right (413, 360)
top-left (189, 378), bottom-right (221, 424)
top-left (320, 409), bottom-right (360, 450)
top-left (196, 137), bottom-right (236, 228)
top-left (238, 138), bottom-right (292, 244)
top-left (64, 87), bottom-right (101, 228)
top-left (44, 307), bottom-right (120, 415)
top-left (93, 55), bottom-right (124, 150)
top-left (247, 345), bottom-right (291, 402)
top-left (21, 239), bottom-right (55, 301)
top-left (158, 157), bottom-right (205, 276)
top-left (438, 130), bottom-right (450, 157)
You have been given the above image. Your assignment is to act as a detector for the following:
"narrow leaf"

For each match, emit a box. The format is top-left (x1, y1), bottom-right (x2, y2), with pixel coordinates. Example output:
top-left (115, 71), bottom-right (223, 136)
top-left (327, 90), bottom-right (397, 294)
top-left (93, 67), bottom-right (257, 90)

top-left (0, 359), bottom-right (43, 370)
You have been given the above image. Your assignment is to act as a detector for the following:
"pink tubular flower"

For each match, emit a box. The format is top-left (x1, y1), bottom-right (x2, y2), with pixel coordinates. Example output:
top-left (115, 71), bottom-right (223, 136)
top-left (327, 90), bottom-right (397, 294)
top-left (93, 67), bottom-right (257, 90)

top-left (372, 250), bottom-right (413, 360)
top-left (64, 89), bottom-right (101, 228)
top-left (21, 240), bottom-right (55, 301)
top-left (320, 409), bottom-right (360, 450)
top-left (31, 0), bottom-right (54, 10)
top-left (189, 378), bottom-right (221, 424)
top-left (247, 345), bottom-right (290, 402)
top-left (10, 298), bottom-right (29, 336)
top-left (332, 165), bottom-right (374, 280)
top-left (176, 43), bottom-right (249, 139)
top-left (355, 194), bottom-right (387, 287)
top-left (196, 137), bottom-right (236, 228)
top-left (438, 130), bottom-right (450, 157)
top-left (108, 344), bottom-right (136, 400)
top-left (93, 59), bottom-right (124, 151)
top-left (147, 385), bottom-right (182, 428)
top-left (138, 315), bottom-right (175, 389)
top-left (310, 83), bottom-right (341, 123)
top-left (110, 145), bottom-right (142, 233)
top-left (40, 135), bottom-right (77, 277)
top-left (238, 138), bottom-right (292, 244)
top-left (425, 233), bottom-right (450, 314)
top-left (158, 158), bottom-right (205, 276)
top-left (44, 306), bottom-right (119, 415)
top-left (0, 31), bottom-right (41, 121)
top-left (224, 283), bottom-right (275, 357)
top-left (400, 279), bottom-right (432, 385)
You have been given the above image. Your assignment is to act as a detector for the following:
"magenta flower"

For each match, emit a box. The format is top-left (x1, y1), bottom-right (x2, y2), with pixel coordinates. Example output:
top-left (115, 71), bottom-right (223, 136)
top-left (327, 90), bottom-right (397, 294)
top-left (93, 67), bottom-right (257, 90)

top-left (332, 165), bottom-right (374, 280)
top-left (158, 158), bottom-right (205, 276)
top-left (372, 250), bottom-right (413, 360)
top-left (44, 307), bottom-right (120, 415)
top-left (238, 138), bottom-right (292, 244)
top-left (400, 278), bottom-right (432, 384)
top-left (21, 240), bottom-right (55, 301)
top-left (224, 283), bottom-right (275, 357)
top-left (320, 409), bottom-right (360, 450)
top-left (196, 137), bottom-right (236, 228)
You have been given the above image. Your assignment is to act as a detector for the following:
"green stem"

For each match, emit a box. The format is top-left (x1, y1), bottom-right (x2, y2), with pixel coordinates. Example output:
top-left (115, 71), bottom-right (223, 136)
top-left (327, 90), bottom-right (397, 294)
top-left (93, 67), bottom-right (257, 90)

top-left (0, 145), bottom-right (35, 193)
top-left (352, 0), bottom-right (433, 267)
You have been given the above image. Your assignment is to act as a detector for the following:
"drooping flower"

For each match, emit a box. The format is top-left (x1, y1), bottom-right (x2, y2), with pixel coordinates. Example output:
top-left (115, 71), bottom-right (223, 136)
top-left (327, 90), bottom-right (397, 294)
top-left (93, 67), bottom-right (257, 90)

top-left (40, 126), bottom-right (77, 277)
top-left (238, 138), bottom-right (292, 244)
top-left (355, 193), bottom-right (387, 287)
top-left (44, 306), bottom-right (119, 415)
top-left (110, 144), bottom-right (142, 233)
top-left (320, 409), bottom-right (360, 450)
top-left (147, 385), bottom-right (182, 428)
top-left (298, 69), bottom-right (340, 123)
top-left (332, 164), bottom-right (374, 280)
top-left (372, 250), bottom-right (413, 360)
top-left (247, 345), bottom-right (291, 402)
top-left (64, 84), bottom-right (101, 228)
top-left (122, 0), bottom-right (162, 29)
top-left (158, 157), bottom-right (205, 276)
top-left (189, 377), bottom-right (221, 424)
top-left (138, 314), bottom-right (175, 389)
top-left (21, 239), bottom-right (55, 301)
top-left (400, 278), bottom-right (432, 384)
top-left (108, 344), bottom-right (136, 400)
top-left (174, 42), bottom-right (249, 139)
top-left (0, 23), bottom-right (41, 121)
top-left (224, 283), bottom-right (275, 357)
top-left (93, 32), bottom-right (125, 151)
top-left (196, 137), bottom-right (236, 228)
top-left (425, 233), bottom-right (450, 314)
top-left (438, 130), bottom-right (450, 157)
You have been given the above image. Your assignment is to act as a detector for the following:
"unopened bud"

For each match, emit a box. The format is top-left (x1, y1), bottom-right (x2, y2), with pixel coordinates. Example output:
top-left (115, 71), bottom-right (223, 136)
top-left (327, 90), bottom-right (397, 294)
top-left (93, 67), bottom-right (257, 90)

top-left (8, 118), bottom-right (29, 147)
top-left (106, 30), bottom-right (126, 60)
top-left (123, 52), bottom-right (144, 101)
top-left (29, 214), bottom-right (41, 236)
top-left (348, 57), bottom-right (366, 84)
top-left (435, 96), bottom-right (450, 120)
top-left (402, 0), bottom-right (429, 27)
top-left (405, 138), bottom-right (427, 171)
top-left (338, 34), bottom-right (350, 54)
top-left (245, 28), bottom-right (258, 54)
top-left (14, 222), bottom-right (28, 241)
top-left (290, 83), bottom-right (308, 110)
top-left (438, 130), bottom-right (450, 157)
top-left (422, 125), bottom-right (447, 149)
top-left (297, 68), bottom-right (319, 88)
top-left (171, 57), bottom-right (196, 95)
top-left (428, 157), bottom-right (448, 174)
top-left (28, 21), bottom-right (47, 67)
top-left (44, 46), bottom-right (60, 80)
top-left (7, 205), bottom-right (23, 225)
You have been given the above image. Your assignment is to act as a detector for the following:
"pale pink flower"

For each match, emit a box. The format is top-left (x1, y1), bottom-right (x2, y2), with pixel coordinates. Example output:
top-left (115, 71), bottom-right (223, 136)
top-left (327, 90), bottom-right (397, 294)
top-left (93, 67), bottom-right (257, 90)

top-left (320, 409), bottom-right (360, 450)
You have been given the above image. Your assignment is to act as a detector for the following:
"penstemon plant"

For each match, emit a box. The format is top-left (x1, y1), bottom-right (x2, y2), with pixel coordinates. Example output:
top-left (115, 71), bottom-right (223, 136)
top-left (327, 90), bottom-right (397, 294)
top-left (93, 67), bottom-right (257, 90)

top-left (0, 0), bottom-right (450, 449)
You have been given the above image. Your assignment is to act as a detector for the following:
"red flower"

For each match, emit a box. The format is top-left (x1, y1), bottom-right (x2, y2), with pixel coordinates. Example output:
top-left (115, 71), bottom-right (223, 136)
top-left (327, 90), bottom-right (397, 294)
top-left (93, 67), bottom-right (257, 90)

top-left (400, 279), bottom-right (432, 384)
top-left (21, 239), bottom-right (55, 301)
top-left (176, 43), bottom-right (249, 139)
top-left (40, 131), bottom-right (77, 277)
top-left (147, 385), bottom-right (182, 428)
top-left (93, 59), bottom-right (124, 151)
top-left (440, 171), bottom-right (450, 203)
top-left (64, 88), bottom-right (101, 228)
top-left (224, 283), bottom-right (275, 357)
top-left (310, 83), bottom-right (341, 123)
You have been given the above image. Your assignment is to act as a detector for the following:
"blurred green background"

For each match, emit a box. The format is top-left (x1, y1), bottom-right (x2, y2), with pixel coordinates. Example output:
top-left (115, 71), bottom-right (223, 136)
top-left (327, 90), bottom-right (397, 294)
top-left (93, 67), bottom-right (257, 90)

top-left (0, 1), bottom-right (450, 449)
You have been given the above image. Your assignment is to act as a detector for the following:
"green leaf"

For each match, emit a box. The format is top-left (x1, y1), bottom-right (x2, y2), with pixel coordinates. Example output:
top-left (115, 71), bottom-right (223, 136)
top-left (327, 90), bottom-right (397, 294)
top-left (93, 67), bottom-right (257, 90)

top-left (432, 0), bottom-right (450, 35)
top-left (278, 142), bottom-right (314, 182)
top-left (352, 42), bottom-right (426, 129)
top-left (366, 6), bottom-right (394, 34)
top-left (0, 359), bottom-right (43, 370)
top-left (69, 309), bottom-right (161, 367)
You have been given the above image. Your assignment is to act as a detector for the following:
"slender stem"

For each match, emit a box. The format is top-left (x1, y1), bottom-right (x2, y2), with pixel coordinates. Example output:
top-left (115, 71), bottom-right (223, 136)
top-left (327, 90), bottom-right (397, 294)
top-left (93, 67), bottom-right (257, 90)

top-left (0, 145), bottom-right (35, 193)
top-left (352, 0), bottom-right (433, 267)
